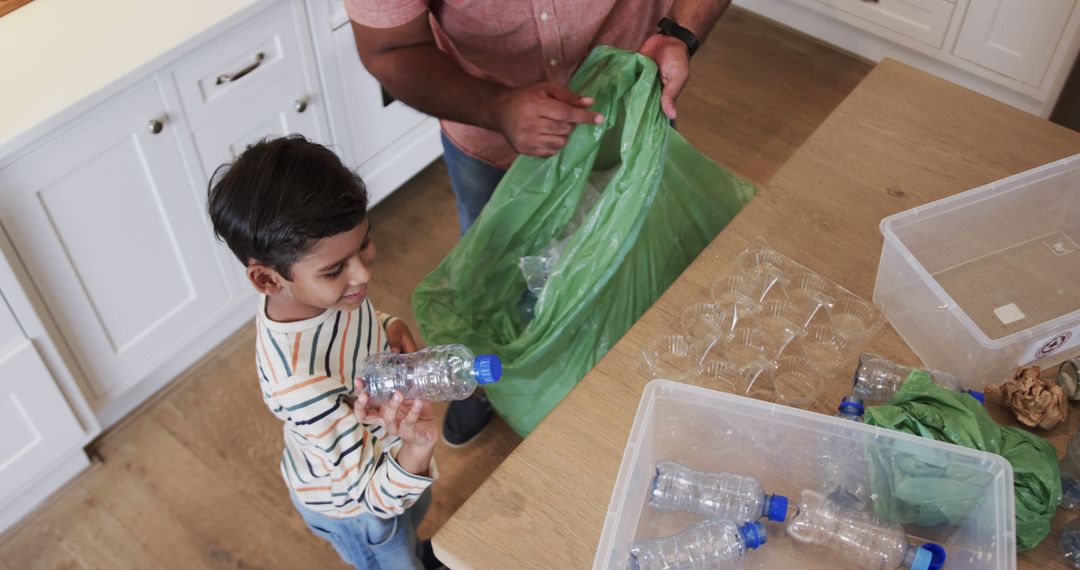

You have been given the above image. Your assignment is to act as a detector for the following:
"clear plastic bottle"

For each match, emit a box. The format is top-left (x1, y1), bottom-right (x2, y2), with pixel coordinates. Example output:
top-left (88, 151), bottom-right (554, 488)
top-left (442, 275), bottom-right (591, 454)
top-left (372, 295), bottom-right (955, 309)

top-left (852, 353), bottom-right (983, 405)
top-left (650, 461), bottom-right (789, 523)
top-left (786, 490), bottom-right (944, 570)
top-left (1062, 428), bottom-right (1080, 509)
top-left (1062, 515), bottom-right (1080, 568)
top-left (359, 344), bottom-right (501, 404)
top-left (628, 519), bottom-right (767, 570)
top-left (818, 398), bottom-right (870, 510)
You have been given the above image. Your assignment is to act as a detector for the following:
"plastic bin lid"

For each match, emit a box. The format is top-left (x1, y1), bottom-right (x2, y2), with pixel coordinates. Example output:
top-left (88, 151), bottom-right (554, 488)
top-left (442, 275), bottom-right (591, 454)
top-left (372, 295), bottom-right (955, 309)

top-left (474, 355), bottom-right (502, 384)
top-left (739, 521), bottom-right (767, 550)
top-left (766, 494), bottom-right (789, 522)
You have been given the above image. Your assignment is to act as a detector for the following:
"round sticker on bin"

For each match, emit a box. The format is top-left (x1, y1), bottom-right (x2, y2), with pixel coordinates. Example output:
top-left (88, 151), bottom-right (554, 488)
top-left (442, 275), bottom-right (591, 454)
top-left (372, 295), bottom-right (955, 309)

top-left (1038, 332), bottom-right (1072, 358)
top-left (1022, 325), bottom-right (1080, 366)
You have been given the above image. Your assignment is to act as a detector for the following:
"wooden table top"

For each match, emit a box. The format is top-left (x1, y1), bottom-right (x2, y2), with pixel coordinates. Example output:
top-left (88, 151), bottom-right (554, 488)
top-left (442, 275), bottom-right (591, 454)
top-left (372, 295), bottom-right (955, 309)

top-left (432, 59), bottom-right (1080, 569)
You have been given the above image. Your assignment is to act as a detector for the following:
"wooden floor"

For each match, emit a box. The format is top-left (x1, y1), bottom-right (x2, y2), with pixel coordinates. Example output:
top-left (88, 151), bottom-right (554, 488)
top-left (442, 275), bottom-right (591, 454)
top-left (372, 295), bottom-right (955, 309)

top-left (0, 9), bottom-right (869, 569)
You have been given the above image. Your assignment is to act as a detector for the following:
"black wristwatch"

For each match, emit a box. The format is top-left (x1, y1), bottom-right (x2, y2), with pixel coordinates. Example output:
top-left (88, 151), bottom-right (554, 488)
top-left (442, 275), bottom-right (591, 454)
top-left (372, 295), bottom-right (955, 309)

top-left (657, 17), bottom-right (700, 58)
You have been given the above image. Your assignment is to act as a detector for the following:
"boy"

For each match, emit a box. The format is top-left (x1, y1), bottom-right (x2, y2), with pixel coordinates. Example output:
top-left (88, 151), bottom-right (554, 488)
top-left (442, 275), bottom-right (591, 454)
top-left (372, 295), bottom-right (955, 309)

top-left (208, 135), bottom-right (440, 570)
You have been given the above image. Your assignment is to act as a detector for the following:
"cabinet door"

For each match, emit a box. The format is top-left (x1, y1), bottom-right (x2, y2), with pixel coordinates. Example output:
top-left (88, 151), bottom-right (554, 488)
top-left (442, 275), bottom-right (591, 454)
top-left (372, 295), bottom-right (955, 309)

top-left (953, 0), bottom-right (1076, 86)
top-left (0, 339), bottom-right (85, 505)
top-left (330, 22), bottom-right (429, 171)
top-left (0, 80), bottom-right (229, 403)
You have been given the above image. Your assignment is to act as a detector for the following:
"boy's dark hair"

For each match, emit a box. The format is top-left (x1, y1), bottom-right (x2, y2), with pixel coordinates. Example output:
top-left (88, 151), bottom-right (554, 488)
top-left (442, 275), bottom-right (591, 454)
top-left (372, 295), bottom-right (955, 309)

top-left (207, 135), bottom-right (368, 280)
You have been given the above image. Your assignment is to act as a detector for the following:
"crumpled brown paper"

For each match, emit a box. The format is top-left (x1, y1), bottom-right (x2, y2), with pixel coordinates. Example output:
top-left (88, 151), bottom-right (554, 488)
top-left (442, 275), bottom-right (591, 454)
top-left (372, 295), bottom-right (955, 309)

top-left (989, 366), bottom-right (1069, 430)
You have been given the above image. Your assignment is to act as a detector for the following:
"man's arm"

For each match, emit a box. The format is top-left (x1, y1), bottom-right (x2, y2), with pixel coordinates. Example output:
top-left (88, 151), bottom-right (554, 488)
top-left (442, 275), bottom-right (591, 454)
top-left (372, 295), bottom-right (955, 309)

top-left (352, 13), bottom-right (602, 157)
top-left (640, 0), bottom-right (732, 119)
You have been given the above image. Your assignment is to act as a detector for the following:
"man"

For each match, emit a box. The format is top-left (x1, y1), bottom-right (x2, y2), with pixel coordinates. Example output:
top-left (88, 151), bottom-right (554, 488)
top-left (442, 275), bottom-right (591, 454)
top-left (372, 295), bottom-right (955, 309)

top-left (347, 0), bottom-right (732, 446)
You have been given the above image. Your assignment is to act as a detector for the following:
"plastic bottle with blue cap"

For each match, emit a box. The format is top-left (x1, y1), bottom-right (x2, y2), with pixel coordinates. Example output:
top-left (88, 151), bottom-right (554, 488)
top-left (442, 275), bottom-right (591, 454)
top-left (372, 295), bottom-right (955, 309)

top-left (787, 489), bottom-right (946, 570)
top-left (853, 353), bottom-right (983, 405)
top-left (628, 519), bottom-right (767, 570)
top-left (816, 397), bottom-right (871, 509)
top-left (359, 344), bottom-right (501, 404)
top-left (836, 395), bottom-right (865, 422)
top-left (649, 461), bottom-right (789, 524)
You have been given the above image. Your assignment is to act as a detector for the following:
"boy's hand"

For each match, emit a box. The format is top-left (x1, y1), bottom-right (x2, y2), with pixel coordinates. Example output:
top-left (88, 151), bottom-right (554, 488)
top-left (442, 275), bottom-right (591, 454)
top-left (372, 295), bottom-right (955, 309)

top-left (353, 390), bottom-right (437, 476)
top-left (353, 390), bottom-right (437, 449)
top-left (386, 319), bottom-right (418, 354)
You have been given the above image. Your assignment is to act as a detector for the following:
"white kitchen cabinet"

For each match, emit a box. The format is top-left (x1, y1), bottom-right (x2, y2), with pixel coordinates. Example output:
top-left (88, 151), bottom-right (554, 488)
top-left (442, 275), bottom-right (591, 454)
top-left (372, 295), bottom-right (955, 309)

top-left (735, 0), bottom-right (1080, 116)
top-left (191, 71), bottom-right (327, 181)
top-left (814, 0), bottom-right (955, 48)
top-left (307, 0), bottom-right (442, 206)
top-left (953, 0), bottom-right (1076, 86)
top-left (0, 79), bottom-right (230, 405)
top-left (0, 284), bottom-right (88, 530)
top-left (0, 339), bottom-right (87, 513)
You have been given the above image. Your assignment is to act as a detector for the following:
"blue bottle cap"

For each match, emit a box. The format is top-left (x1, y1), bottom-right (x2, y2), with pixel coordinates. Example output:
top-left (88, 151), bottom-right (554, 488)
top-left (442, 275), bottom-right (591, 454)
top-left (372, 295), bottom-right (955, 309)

top-left (738, 521), bottom-right (767, 550)
top-left (923, 543), bottom-right (947, 570)
top-left (838, 396), bottom-right (865, 417)
top-left (474, 354), bottom-right (502, 384)
top-left (965, 389), bottom-right (985, 404)
top-left (909, 545), bottom-right (933, 570)
top-left (765, 494), bottom-right (789, 522)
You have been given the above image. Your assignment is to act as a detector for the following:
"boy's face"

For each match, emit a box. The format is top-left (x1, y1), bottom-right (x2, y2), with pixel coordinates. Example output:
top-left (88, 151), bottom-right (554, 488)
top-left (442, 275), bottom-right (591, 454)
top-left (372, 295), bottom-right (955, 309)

top-left (251, 219), bottom-right (376, 317)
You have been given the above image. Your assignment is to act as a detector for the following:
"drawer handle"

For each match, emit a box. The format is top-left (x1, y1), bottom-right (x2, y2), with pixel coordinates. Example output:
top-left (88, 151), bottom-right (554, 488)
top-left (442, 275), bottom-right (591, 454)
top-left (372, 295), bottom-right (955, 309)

top-left (147, 118), bottom-right (164, 135)
top-left (294, 97), bottom-right (309, 113)
top-left (215, 52), bottom-right (266, 85)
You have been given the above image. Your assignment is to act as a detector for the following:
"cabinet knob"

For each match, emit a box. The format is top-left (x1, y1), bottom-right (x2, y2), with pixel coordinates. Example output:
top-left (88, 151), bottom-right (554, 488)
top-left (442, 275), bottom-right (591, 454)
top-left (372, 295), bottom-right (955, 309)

top-left (147, 119), bottom-right (164, 135)
top-left (294, 98), bottom-right (309, 113)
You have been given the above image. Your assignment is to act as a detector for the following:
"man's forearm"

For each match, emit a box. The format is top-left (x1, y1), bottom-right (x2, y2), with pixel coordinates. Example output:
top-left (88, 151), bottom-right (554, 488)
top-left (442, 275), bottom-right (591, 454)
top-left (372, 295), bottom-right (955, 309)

top-left (362, 39), bottom-right (508, 131)
top-left (670, 0), bottom-right (732, 43)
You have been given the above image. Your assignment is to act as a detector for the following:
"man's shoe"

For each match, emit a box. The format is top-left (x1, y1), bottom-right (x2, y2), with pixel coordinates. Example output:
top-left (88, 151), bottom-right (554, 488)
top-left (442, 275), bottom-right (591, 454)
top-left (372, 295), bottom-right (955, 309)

top-left (442, 392), bottom-right (494, 447)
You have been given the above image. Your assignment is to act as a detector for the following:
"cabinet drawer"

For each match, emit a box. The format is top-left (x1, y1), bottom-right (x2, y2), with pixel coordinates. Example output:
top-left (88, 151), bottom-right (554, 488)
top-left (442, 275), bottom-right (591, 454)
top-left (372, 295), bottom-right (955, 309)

top-left (170, 1), bottom-right (306, 129)
top-left (953, 0), bottom-right (1076, 86)
top-left (815, 0), bottom-right (955, 47)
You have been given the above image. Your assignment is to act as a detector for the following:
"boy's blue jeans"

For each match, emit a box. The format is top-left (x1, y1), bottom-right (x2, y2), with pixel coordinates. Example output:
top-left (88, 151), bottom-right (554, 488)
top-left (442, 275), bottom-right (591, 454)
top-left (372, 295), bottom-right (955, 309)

top-left (440, 131), bottom-right (506, 234)
top-left (290, 489), bottom-right (431, 570)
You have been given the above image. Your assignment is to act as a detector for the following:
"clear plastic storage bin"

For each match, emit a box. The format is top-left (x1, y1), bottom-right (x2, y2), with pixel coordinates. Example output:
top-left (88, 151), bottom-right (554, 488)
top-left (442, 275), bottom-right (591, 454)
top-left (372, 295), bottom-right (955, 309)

top-left (874, 154), bottom-right (1080, 388)
top-left (594, 380), bottom-right (1016, 570)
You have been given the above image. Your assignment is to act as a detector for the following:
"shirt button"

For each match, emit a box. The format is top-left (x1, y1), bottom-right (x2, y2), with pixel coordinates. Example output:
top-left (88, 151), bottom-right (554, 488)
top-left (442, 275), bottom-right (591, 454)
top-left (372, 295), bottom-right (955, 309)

top-left (540, 11), bottom-right (549, 21)
top-left (548, 58), bottom-right (557, 67)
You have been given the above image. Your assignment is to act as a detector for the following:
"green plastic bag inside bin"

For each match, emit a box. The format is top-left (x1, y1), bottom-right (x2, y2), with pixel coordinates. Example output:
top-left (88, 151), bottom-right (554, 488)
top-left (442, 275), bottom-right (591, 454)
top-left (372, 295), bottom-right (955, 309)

top-left (865, 371), bottom-right (1061, 551)
top-left (411, 46), bottom-right (755, 436)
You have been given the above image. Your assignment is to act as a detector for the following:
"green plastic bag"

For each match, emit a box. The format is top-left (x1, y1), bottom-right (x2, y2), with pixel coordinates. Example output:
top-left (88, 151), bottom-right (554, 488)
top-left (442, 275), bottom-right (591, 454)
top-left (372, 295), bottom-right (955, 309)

top-left (412, 46), bottom-right (755, 436)
top-left (865, 371), bottom-right (1061, 551)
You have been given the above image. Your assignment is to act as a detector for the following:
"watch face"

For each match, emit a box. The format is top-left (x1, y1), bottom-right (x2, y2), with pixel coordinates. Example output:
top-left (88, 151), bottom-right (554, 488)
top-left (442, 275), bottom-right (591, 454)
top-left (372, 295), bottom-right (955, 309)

top-left (1061, 361), bottom-right (1080, 399)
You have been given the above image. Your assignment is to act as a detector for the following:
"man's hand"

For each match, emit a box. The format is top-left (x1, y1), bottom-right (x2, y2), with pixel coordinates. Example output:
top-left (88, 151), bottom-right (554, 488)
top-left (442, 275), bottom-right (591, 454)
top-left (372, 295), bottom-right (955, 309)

top-left (385, 319), bottom-right (418, 354)
top-left (492, 81), bottom-right (604, 157)
top-left (638, 34), bottom-right (691, 120)
top-left (353, 390), bottom-right (437, 475)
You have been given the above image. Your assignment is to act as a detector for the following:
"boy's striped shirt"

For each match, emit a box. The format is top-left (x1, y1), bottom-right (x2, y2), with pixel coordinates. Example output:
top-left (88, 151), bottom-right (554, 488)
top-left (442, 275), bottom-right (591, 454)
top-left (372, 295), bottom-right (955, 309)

top-left (255, 296), bottom-right (436, 519)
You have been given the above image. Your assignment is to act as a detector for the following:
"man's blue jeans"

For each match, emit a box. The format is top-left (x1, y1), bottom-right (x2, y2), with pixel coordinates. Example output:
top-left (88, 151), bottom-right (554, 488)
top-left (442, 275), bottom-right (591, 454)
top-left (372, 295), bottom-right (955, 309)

top-left (440, 131), bottom-right (507, 234)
